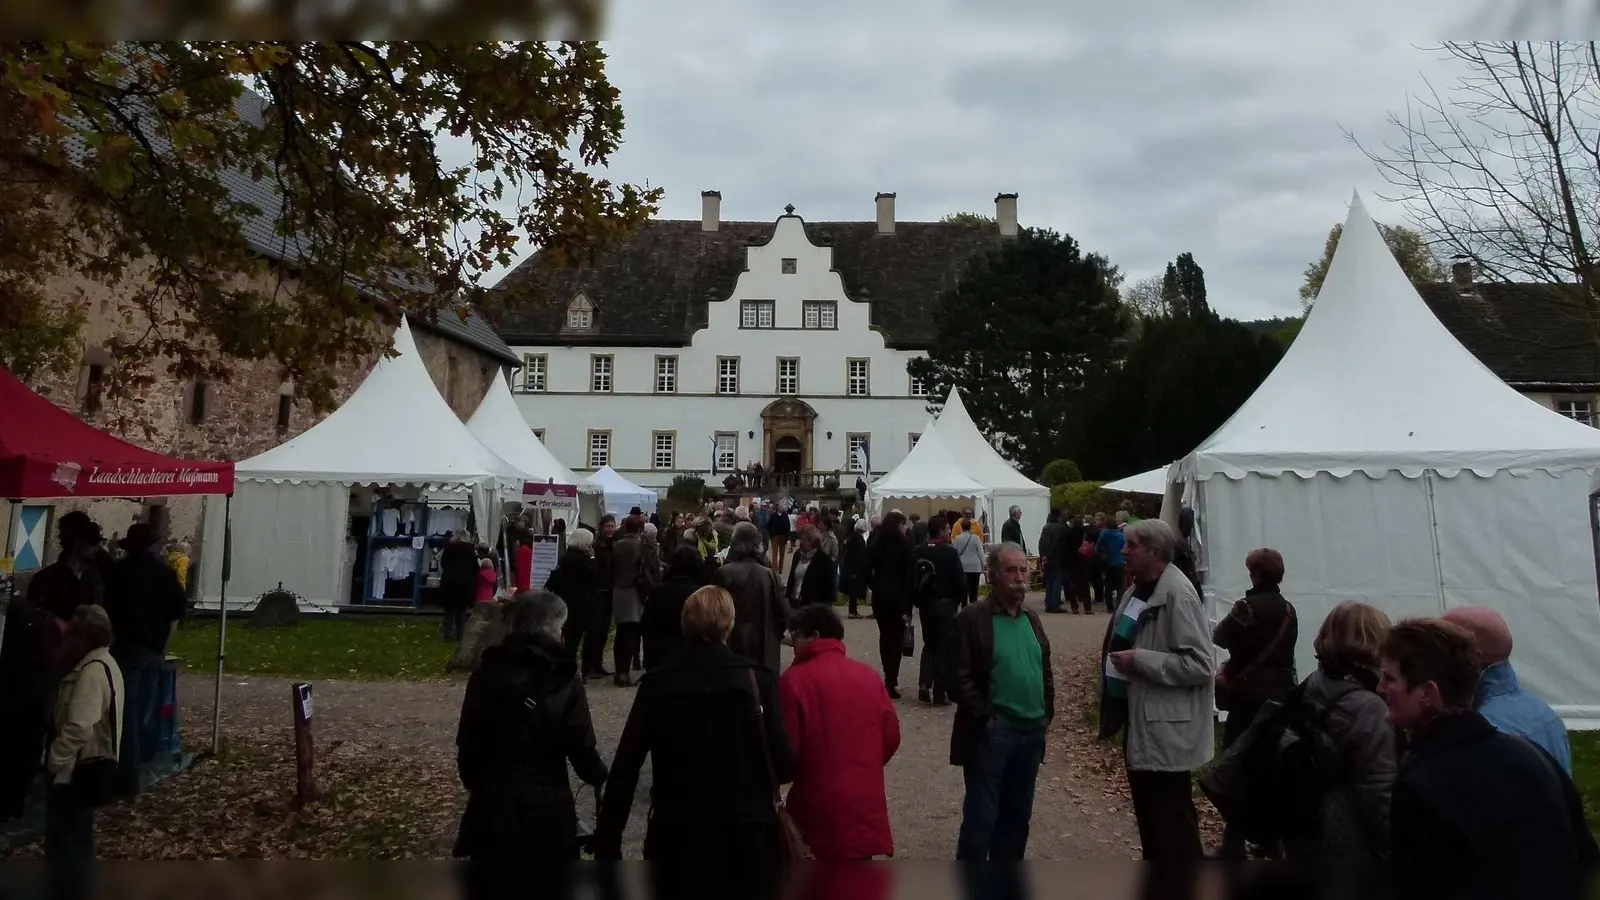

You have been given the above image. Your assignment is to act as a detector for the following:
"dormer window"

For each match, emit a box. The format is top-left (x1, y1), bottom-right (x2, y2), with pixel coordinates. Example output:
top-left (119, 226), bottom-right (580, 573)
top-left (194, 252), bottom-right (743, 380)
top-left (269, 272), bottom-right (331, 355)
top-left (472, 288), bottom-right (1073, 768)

top-left (565, 293), bottom-right (595, 331)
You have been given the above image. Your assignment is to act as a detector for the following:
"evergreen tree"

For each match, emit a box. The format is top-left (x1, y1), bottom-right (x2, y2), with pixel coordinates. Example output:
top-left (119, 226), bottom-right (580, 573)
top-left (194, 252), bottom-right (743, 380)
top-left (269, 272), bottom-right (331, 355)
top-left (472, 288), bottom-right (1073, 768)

top-left (908, 227), bottom-right (1130, 476)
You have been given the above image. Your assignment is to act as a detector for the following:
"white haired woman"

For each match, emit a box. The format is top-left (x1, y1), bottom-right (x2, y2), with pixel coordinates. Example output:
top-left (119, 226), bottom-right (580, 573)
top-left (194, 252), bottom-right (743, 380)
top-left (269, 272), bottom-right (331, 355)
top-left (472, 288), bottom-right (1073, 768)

top-left (45, 604), bottom-right (124, 891)
top-left (454, 590), bottom-right (608, 863)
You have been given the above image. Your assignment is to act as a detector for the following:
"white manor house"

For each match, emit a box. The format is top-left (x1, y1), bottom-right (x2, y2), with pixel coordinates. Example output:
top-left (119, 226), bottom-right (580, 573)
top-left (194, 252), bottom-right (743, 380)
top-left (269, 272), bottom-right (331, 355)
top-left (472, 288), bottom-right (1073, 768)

top-left (491, 191), bottom-right (1020, 492)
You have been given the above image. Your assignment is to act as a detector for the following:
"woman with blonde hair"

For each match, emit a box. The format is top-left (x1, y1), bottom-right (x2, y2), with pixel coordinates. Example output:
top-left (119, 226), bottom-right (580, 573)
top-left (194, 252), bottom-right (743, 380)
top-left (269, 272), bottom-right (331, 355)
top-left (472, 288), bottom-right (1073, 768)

top-left (1285, 601), bottom-right (1398, 863)
top-left (593, 585), bottom-right (794, 876)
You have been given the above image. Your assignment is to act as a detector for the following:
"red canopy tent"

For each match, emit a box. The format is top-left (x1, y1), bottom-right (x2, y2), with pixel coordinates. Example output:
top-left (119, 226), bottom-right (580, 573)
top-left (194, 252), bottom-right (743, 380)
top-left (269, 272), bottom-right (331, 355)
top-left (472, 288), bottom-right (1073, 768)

top-left (0, 364), bottom-right (235, 499)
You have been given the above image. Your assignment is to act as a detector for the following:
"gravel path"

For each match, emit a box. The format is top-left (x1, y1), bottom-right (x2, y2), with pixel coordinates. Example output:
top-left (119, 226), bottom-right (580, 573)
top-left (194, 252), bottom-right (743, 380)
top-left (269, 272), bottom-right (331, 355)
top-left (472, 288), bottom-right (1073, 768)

top-left (178, 596), bottom-right (1156, 859)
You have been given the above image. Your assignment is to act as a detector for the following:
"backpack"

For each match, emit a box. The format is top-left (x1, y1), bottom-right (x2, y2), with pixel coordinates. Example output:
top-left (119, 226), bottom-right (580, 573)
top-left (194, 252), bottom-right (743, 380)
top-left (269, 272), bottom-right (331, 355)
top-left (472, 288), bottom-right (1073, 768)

top-left (1199, 682), bottom-right (1335, 846)
top-left (912, 557), bottom-right (941, 609)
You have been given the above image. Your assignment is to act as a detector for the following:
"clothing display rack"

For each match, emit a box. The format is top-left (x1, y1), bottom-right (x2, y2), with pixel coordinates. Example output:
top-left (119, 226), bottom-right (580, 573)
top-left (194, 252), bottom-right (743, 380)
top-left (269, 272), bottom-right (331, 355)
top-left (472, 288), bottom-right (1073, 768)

top-left (358, 496), bottom-right (474, 608)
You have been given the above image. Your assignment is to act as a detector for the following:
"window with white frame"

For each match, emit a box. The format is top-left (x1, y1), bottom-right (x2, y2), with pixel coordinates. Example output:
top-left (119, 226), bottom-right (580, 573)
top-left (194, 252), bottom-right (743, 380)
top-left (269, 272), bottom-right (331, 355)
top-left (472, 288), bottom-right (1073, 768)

top-left (533, 428), bottom-right (546, 443)
top-left (847, 433), bottom-right (871, 472)
top-left (587, 430), bottom-right (611, 468)
top-left (909, 370), bottom-right (928, 397)
top-left (566, 294), bottom-right (594, 330)
top-left (740, 300), bottom-right (775, 329)
top-left (655, 355), bottom-right (677, 393)
top-left (777, 358), bottom-right (799, 395)
top-left (521, 354), bottom-right (547, 392)
top-left (847, 359), bottom-right (870, 396)
top-left (715, 432), bottom-right (738, 471)
top-left (717, 357), bottom-right (740, 394)
top-left (1558, 398), bottom-right (1596, 426)
top-left (590, 354), bottom-right (612, 393)
top-left (803, 300), bottom-right (837, 329)
top-left (653, 431), bottom-right (676, 469)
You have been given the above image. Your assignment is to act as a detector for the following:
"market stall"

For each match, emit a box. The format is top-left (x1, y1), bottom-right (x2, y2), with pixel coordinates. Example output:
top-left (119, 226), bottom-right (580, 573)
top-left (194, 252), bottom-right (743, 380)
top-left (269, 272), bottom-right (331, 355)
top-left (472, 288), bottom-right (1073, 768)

top-left (466, 376), bottom-right (603, 531)
top-left (195, 318), bottom-right (532, 613)
top-left (586, 465), bottom-right (658, 519)
top-left (867, 420), bottom-right (992, 523)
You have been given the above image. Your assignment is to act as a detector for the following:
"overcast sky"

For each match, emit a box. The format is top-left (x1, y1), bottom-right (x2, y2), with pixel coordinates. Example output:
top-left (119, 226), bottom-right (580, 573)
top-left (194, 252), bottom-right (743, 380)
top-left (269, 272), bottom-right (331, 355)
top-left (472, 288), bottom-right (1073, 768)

top-left (475, 2), bottom-right (1594, 321)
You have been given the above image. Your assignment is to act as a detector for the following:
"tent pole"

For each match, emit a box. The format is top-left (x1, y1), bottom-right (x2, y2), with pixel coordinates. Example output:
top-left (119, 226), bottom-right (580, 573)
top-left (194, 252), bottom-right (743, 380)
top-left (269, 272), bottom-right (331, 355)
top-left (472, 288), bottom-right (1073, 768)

top-left (211, 493), bottom-right (231, 756)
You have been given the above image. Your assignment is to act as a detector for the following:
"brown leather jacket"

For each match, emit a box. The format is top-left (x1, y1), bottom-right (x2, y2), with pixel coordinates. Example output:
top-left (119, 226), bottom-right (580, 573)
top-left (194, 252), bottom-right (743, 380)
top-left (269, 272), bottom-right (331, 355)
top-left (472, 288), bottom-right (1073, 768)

top-left (947, 596), bottom-right (1055, 766)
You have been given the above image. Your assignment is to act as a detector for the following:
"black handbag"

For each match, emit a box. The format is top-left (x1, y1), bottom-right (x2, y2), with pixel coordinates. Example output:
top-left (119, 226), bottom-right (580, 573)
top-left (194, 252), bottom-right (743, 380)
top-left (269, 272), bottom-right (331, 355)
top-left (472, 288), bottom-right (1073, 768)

top-left (901, 618), bottom-right (916, 657)
top-left (68, 659), bottom-right (120, 808)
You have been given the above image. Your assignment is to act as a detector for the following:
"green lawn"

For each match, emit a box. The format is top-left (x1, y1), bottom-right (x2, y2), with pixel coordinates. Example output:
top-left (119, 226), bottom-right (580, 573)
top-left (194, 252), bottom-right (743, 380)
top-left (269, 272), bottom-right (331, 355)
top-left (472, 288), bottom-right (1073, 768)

top-left (167, 615), bottom-right (460, 682)
top-left (1570, 731), bottom-right (1600, 836)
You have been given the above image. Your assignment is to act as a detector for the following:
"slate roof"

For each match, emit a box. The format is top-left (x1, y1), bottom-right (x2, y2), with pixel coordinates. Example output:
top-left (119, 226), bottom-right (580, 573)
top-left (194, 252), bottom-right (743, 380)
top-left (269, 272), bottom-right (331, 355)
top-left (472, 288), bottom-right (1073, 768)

top-left (1417, 281), bottom-right (1600, 389)
top-left (55, 83), bottom-right (518, 366)
top-left (487, 216), bottom-right (1011, 349)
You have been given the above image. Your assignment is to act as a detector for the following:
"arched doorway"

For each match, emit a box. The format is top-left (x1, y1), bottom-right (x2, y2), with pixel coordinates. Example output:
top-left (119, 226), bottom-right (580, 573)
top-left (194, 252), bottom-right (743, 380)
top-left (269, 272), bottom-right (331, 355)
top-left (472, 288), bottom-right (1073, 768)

top-left (761, 399), bottom-right (817, 480)
top-left (772, 436), bottom-right (804, 475)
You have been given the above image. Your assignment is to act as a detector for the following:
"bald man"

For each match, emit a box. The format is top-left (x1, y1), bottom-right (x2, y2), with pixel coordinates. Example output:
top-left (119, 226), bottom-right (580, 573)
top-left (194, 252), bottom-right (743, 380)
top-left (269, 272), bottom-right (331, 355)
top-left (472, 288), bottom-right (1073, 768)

top-left (1442, 606), bottom-right (1571, 775)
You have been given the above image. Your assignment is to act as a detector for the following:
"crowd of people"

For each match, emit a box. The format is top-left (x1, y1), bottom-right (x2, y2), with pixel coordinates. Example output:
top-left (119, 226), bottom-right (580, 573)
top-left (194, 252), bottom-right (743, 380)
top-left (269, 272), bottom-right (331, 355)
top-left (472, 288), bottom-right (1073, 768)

top-left (460, 497), bottom-right (1600, 897)
top-left (0, 510), bottom-right (189, 895)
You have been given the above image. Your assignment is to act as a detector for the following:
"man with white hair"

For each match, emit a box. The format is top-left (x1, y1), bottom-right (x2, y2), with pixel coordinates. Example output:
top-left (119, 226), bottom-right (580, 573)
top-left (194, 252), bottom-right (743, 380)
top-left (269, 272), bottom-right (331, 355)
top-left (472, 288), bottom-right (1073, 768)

top-left (1441, 605), bottom-right (1571, 774)
top-left (1103, 517), bottom-right (1214, 862)
top-left (1000, 506), bottom-right (1025, 552)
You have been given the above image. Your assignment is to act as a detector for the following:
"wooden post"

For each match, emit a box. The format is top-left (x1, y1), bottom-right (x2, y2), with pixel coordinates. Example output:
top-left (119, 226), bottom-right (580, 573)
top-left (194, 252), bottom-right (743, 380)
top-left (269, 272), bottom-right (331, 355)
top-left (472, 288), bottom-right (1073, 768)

top-left (292, 682), bottom-right (315, 808)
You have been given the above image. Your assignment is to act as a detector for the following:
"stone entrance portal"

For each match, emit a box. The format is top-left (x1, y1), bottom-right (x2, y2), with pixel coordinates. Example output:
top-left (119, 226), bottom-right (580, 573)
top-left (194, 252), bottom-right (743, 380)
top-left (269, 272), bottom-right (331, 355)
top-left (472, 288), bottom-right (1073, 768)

top-left (761, 398), bottom-right (816, 474)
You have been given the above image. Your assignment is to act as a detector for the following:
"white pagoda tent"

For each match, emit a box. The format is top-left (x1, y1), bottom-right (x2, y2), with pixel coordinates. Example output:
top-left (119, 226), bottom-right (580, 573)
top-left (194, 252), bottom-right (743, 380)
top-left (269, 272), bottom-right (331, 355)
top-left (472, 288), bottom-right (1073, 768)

top-left (927, 387), bottom-right (1051, 552)
top-left (1174, 192), bottom-right (1600, 725)
top-left (467, 376), bottom-right (605, 525)
top-left (196, 318), bottom-right (531, 611)
top-left (868, 419), bottom-right (992, 521)
top-left (1105, 465), bottom-right (1173, 496)
top-left (587, 465), bottom-right (659, 518)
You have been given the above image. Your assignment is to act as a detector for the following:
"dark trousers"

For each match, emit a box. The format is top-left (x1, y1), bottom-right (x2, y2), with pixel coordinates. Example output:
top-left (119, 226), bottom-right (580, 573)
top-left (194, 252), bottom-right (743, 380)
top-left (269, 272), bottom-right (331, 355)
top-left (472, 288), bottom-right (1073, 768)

top-left (442, 606), bottom-right (468, 641)
top-left (1089, 563), bottom-right (1104, 610)
top-left (112, 648), bottom-right (161, 796)
top-left (845, 592), bottom-right (864, 617)
top-left (46, 785), bottom-right (95, 900)
top-left (917, 608), bottom-right (954, 695)
top-left (956, 721), bottom-right (1047, 860)
top-left (583, 590), bottom-right (613, 674)
top-left (562, 593), bottom-right (592, 659)
top-left (1068, 565), bottom-right (1092, 611)
top-left (1043, 565), bottom-right (1066, 611)
top-left (1127, 769), bottom-right (1204, 862)
top-left (613, 622), bottom-right (641, 677)
top-left (1218, 700), bottom-right (1268, 857)
top-left (964, 573), bottom-right (980, 608)
top-left (873, 606), bottom-right (905, 689)
top-left (1103, 565), bottom-right (1126, 612)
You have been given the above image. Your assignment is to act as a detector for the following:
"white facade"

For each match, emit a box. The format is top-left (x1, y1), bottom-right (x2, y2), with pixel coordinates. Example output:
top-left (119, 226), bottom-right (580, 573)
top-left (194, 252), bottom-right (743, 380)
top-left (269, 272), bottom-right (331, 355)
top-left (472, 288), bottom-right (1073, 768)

top-left (509, 215), bottom-right (937, 489)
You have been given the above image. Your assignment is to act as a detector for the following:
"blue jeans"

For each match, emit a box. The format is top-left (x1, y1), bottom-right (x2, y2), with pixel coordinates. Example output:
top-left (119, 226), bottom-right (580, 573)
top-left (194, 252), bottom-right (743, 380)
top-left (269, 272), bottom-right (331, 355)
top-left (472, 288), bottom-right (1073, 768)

top-left (957, 720), bottom-right (1047, 860)
top-left (112, 648), bottom-right (163, 793)
top-left (1043, 565), bottom-right (1066, 611)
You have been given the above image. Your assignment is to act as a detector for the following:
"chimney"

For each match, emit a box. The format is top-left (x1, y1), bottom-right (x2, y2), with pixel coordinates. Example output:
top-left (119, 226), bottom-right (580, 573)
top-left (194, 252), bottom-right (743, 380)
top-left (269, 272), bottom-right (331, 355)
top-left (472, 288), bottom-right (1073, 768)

top-left (1450, 254), bottom-right (1474, 287)
top-left (875, 192), bottom-right (896, 234)
top-left (995, 192), bottom-right (1018, 237)
top-left (701, 190), bottom-right (721, 232)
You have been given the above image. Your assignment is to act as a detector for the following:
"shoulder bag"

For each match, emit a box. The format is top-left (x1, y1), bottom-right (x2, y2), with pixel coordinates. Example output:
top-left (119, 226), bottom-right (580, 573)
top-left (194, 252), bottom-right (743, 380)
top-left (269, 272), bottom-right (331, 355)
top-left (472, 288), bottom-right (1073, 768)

top-left (745, 669), bottom-right (813, 861)
top-left (1215, 603), bottom-right (1295, 711)
top-left (68, 659), bottom-right (120, 807)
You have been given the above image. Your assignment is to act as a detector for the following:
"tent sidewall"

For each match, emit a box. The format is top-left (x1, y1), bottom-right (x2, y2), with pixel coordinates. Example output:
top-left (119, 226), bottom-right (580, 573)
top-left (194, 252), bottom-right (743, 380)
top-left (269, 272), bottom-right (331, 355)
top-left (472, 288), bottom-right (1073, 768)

top-left (1196, 467), bottom-right (1600, 723)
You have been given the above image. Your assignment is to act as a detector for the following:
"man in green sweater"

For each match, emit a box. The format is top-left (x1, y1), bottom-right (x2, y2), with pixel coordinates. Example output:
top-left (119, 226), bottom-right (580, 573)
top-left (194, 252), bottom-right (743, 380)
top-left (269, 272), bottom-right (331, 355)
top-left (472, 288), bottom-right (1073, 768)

top-left (947, 542), bottom-right (1055, 860)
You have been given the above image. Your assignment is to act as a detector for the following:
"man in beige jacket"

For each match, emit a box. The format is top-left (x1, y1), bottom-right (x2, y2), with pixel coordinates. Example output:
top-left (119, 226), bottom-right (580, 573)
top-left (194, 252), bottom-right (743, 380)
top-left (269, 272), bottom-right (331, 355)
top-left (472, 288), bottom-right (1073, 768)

top-left (1104, 518), bottom-right (1215, 862)
top-left (46, 604), bottom-right (124, 877)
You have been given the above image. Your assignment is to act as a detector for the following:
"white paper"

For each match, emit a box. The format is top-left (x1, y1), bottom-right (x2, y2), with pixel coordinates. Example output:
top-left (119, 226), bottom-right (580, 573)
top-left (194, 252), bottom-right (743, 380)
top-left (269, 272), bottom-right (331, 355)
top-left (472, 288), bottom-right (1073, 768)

top-left (1104, 654), bottom-right (1129, 680)
top-left (1120, 598), bottom-right (1148, 622)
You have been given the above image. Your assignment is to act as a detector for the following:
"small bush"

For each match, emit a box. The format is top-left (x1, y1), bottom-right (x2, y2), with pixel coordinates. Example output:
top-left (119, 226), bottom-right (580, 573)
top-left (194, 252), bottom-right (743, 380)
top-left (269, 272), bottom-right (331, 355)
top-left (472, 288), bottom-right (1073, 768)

top-left (1051, 481), bottom-right (1118, 517)
top-left (1040, 458), bottom-right (1083, 486)
top-left (667, 475), bottom-right (705, 503)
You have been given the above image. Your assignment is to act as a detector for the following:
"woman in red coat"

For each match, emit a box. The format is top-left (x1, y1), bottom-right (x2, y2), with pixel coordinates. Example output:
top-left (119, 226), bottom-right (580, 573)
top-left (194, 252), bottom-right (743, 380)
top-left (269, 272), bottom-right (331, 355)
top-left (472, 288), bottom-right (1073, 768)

top-left (778, 603), bottom-right (901, 859)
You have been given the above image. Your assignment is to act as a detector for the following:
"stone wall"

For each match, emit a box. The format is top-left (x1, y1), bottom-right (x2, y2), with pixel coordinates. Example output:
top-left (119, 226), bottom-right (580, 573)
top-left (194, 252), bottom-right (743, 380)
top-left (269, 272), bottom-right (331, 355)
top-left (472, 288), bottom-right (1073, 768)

top-left (4, 266), bottom-right (509, 573)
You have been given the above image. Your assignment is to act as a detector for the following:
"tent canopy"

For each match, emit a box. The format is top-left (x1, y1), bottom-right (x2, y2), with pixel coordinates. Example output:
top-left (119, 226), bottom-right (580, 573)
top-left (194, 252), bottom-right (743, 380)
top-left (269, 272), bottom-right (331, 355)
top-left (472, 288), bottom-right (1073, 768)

top-left (587, 466), bottom-right (658, 517)
top-left (0, 363), bottom-right (234, 498)
top-left (467, 376), bottom-right (600, 495)
top-left (870, 424), bottom-right (991, 500)
top-left (1104, 465), bottom-right (1172, 496)
top-left (921, 387), bottom-right (1051, 550)
top-left (1180, 192), bottom-right (1600, 481)
top-left (236, 318), bottom-right (528, 490)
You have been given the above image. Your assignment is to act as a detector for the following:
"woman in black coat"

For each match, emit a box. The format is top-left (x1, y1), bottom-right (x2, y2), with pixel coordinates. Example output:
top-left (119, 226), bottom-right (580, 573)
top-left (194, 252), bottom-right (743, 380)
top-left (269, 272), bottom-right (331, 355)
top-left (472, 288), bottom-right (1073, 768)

top-left (838, 518), bottom-right (871, 619)
top-left (786, 526), bottom-right (838, 610)
top-left (593, 584), bottom-right (794, 875)
top-left (866, 511), bottom-right (915, 698)
top-left (639, 546), bottom-right (706, 670)
top-left (453, 591), bottom-right (608, 862)
top-left (438, 531), bottom-right (480, 641)
top-left (543, 528), bottom-right (597, 660)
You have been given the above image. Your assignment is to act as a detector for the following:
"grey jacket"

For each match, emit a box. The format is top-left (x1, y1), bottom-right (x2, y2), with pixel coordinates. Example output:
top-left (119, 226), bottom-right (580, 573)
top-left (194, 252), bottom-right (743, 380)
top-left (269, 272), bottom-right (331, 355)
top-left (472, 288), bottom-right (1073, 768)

top-left (714, 552), bottom-right (791, 675)
top-left (1286, 666), bottom-right (1398, 861)
top-left (1117, 563), bottom-right (1216, 772)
